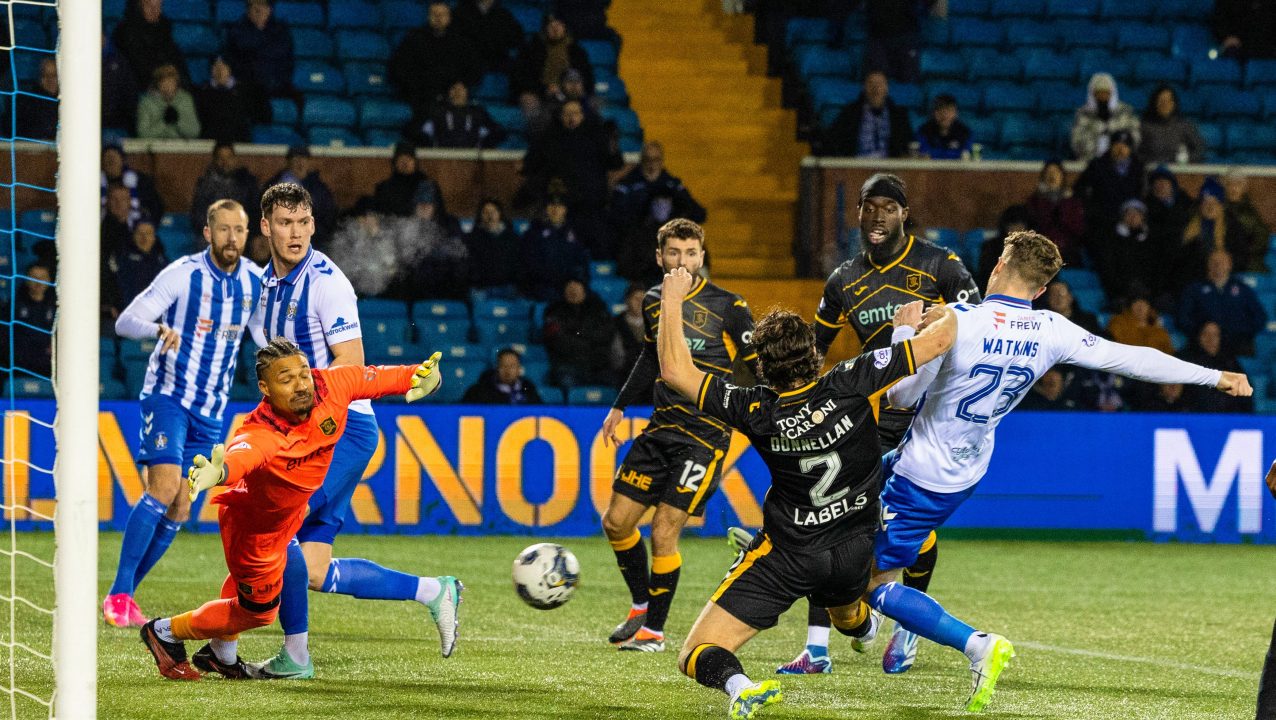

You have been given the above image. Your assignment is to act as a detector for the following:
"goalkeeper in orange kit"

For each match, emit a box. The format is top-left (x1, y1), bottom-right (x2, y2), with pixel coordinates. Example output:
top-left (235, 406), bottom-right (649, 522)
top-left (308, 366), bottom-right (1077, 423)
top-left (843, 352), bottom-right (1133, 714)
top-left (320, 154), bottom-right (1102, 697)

top-left (139, 338), bottom-right (448, 680)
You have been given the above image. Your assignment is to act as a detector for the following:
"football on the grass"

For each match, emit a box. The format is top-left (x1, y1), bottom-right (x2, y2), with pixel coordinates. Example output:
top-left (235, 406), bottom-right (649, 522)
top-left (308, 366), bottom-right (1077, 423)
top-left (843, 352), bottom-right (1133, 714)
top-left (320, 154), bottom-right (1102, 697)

top-left (512, 543), bottom-right (580, 609)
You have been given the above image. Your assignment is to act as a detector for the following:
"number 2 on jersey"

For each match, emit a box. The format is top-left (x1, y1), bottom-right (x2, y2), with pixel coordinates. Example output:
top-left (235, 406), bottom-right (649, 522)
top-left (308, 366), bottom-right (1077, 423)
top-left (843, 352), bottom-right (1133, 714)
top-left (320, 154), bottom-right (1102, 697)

top-left (800, 451), bottom-right (847, 507)
top-left (955, 363), bottom-right (1036, 424)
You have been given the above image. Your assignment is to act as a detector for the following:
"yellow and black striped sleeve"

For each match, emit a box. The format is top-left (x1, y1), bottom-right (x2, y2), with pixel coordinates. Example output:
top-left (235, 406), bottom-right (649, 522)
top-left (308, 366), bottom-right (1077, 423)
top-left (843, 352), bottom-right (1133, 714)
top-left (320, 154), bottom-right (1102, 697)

top-left (827, 339), bottom-right (918, 397)
top-left (696, 374), bottom-right (769, 431)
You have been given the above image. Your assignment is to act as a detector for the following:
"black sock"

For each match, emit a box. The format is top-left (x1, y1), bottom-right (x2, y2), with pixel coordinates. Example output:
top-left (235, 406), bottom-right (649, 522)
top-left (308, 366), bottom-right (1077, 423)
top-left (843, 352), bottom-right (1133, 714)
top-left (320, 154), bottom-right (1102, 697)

top-left (904, 533), bottom-right (939, 593)
top-left (645, 553), bottom-right (681, 633)
top-left (807, 602), bottom-right (831, 628)
top-left (831, 600), bottom-right (873, 638)
top-left (609, 530), bottom-right (650, 606)
top-left (685, 643), bottom-right (745, 693)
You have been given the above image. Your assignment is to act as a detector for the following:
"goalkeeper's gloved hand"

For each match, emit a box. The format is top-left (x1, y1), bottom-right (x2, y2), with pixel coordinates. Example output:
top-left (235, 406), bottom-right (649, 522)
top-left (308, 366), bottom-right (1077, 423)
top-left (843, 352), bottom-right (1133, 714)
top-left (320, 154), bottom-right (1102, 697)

top-left (187, 443), bottom-right (226, 502)
top-left (405, 351), bottom-right (444, 402)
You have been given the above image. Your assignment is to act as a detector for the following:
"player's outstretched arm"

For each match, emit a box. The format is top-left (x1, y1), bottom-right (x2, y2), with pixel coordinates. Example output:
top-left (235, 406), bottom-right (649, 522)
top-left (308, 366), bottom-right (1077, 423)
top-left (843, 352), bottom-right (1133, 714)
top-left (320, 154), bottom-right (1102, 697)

top-left (1216, 371), bottom-right (1253, 397)
top-left (657, 267), bottom-right (708, 401)
top-left (1062, 323), bottom-right (1249, 397)
top-left (908, 304), bottom-right (958, 367)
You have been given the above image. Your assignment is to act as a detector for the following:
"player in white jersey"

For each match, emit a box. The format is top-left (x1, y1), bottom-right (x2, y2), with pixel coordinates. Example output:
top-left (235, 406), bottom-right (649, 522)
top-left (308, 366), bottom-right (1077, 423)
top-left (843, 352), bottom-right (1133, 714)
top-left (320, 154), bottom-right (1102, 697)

top-left (244, 183), bottom-right (462, 679)
top-left (104, 199), bottom-right (262, 628)
top-left (861, 230), bottom-right (1251, 712)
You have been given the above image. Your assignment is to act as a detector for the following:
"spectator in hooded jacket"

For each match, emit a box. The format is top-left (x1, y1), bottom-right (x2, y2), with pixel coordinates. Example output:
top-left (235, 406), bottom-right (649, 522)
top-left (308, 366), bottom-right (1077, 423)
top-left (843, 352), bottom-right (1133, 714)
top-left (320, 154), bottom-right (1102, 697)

top-left (464, 198), bottom-right (521, 292)
top-left (1139, 85), bottom-right (1205, 165)
top-left (389, 1), bottom-right (483, 117)
top-left (1024, 158), bottom-right (1086, 267)
top-left (914, 93), bottom-right (972, 160)
top-left (462, 348), bottom-right (544, 405)
top-left (1222, 169), bottom-right (1271, 272)
top-left (136, 64), bottom-right (200, 140)
top-left (1179, 248), bottom-right (1266, 356)
top-left (518, 196), bottom-right (590, 302)
top-left (408, 80), bottom-right (507, 148)
top-left (821, 71), bottom-right (911, 158)
top-left (1070, 72), bottom-right (1140, 161)
top-left (452, 0), bottom-right (527, 74)
top-left (267, 146), bottom-right (337, 245)
top-left (1073, 129), bottom-right (1145, 240)
top-left (111, 0), bottom-right (188, 88)
top-left (542, 278), bottom-right (615, 387)
top-left (195, 56), bottom-right (266, 143)
top-left (223, 0), bottom-right (295, 98)
top-left (101, 144), bottom-right (163, 224)
top-left (511, 12), bottom-right (595, 104)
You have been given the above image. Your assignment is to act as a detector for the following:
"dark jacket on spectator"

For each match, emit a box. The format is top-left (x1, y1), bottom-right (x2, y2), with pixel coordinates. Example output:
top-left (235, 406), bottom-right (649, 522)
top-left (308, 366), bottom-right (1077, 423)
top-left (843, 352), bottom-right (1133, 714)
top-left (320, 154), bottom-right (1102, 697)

top-left (1139, 114), bottom-right (1205, 165)
top-left (103, 38), bottom-right (140, 132)
top-left (518, 220), bottom-right (590, 302)
top-left (554, 0), bottom-right (612, 39)
top-left (1072, 151), bottom-right (1146, 236)
top-left (462, 369), bottom-right (543, 404)
top-left (609, 166), bottom-right (707, 228)
top-left (1178, 343), bottom-right (1253, 413)
top-left (389, 26), bottom-right (483, 114)
top-left (13, 287), bottom-right (54, 379)
top-left (108, 243), bottom-right (167, 309)
top-left (13, 81), bottom-right (56, 140)
top-left (101, 215), bottom-right (135, 261)
top-left (521, 115), bottom-right (621, 212)
top-left (1227, 195), bottom-right (1271, 272)
top-left (464, 224), bottom-right (521, 288)
top-left (1025, 189), bottom-right (1087, 267)
top-left (368, 171), bottom-right (439, 218)
top-left (452, 0), bottom-right (527, 72)
top-left (822, 96), bottom-right (911, 158)
top-left (1178, 277), bottom-right (1267, 354)
top-left (102, 164), bottom-right (164, 229)
top-left (111, 3), bottom-right (187, 87)
top-left (409, 103), bottom-right (506, 148)
top-left (268, 168), bottom-right (338, 244)
top-left (511, 32), bottom-right (595, 99)
top-left (915, 118), bottom-right (972, 160)
top-left (543, 290), bottom-right (615, 386)
top-left (189, 165), bottom-right (260, 233)
top-left (195, 80), bottom-right (263, 143)
top-left (223, 14), bottom-right (295, 96)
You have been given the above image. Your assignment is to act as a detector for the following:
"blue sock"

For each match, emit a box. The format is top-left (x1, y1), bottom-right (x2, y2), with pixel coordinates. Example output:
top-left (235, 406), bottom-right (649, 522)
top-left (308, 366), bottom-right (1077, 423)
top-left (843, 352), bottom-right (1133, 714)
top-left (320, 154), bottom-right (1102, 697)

top-left (806, 644), bottom-right (828, 657)
top-left (278, 539), bottom-right (310, 635)
top-left (320, 558), bottom-right (420, 601)
top-left (108, 494), bottom-right (166, 596)
top-left (132, 517), bottom-right (180, 592)
top-left (869, 581), bottom-right (975, 652)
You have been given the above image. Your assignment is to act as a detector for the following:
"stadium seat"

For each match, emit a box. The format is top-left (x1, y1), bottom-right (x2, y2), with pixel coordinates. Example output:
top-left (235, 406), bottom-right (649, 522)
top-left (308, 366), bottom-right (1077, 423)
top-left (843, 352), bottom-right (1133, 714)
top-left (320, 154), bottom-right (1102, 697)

top-left (293, 61), bottom-right (346, 94)
top-left (962, 116), bottom-right (998, 147)
top-left (889, 83), bottom-right (924, 111)
top-left (1170, 24), bottom-right (1214, 59)
top-left (1046, 0), bottom-right (1098, 17)
top-left (358, 98), bottom-right (413, 130)
top-left (794, 44), bottom-right (856, 78)
top-left (214, 0), bottom-right (241, 24)
top-left (1196, 122), bottom-right (1225, 155)
top-left (507, 3), bottom-right (543, 34)
top-left (345, 63), bottom-right (393, 96)
top-left (485, 104), bottom-right (528, 133)
top-left (435, 361), bottom-right (485, 403)
top-left (567, 386), bottom-right (617, 406)
top-left (1133, 56), bottom-right (1188, 85)
top-left (12, 378), bottom-right (54, 398)
top-left (19, 209), bottom-right (55, 237)
top-left (1226, 123), bottom-right (1276, 153)
top-left (474, 298), bottom-right (531, 321)
top-left (274, 1), bottom-right (325, 27)
top-left (308, 125), bottom-right (362, 146)
top-left (292, 27), bottom-right (334, 59)
top-left (104, 0), bottom-right (127, 19)
top-left (592, 277), bottom-right (628, 307)
top-left (329, 1), bottom-right (381, 29)
top-left (1157, 0), bottom-right (1215, 20)
top-left (510, 342), bottom-right (549, 365)
top-left (919, 49), bottom-right (966, 80)
top-left (251, 125), bottom-right (305, 146)
top-left (982, 83), bottom-right (1036, 113)
top-left (1247, 59), bottom-right (1276, 87)
top-left (949, 17), bottom-right (1002, 46)
top-left (1237, 272), bottom-right (1275, 294)
top-left (1117, 23), bottom-right (1169, 51)
top-left (165, 0), bottom-right (211, 22)
top-left (172, 22), bottom-right (219, 57)
top-left (1000, 113), bottom-right (1054, 148)
top-left (601, 107), bottom-right (641, 138)
top-left (1099, 0), bottom-right (1155, 19)
top-left (579, 39), bottom-right (618, 70)
top-left (594, 75), bottom-right (629, 104)
top-left (437, 343), bottom-right (485, 362)
top-left (1035, 82), bottom-right (1077, 113)
top-left (269, 97), bottom-right (299, 126)
top-left (784, 17), bottom-right (832, 46)
top-left (474, 318), bottom-right (532, 345)
top-left (365, 317), bottom-right (411, 346)
top-left (1191, 59), bottom-right (1242, 87)
top-left (358, 298), bottom-right (410, 319)
top-left (475, 73), bottom-right (511, 102)
top-left (415, 300), bottom-right (469, 321)
top-left (1022, 51), bottom-right (1077, 82)
top-left (964, 50), bottom-right (1022, 82)
top-left (591, 261), bottom-right (617, 279)
top-left (337, 31), bottom-right (391, 62)
top-left (120, 338), bottom-right (157, 365)
top-left (1057, 267), bottom-right (1101, 291)
top-left (947, 0), bottom-right (991, 16)
top-left (303, 96), bottom-right (357, 128)
top-left (989, 0), bottom-right (1044, 17)
top-left (927, 84), bottom-right (982, 113)
top-left (921, 19), bottom-right (949, 46)
top-left (1206, 87), bottom-right (1263, 118)
top-left (1076, 51), bottom-right (1129, 84)
top-left (1004, 20), bottom-right (1056, 48)
top-left (1059, 20), bottom-right (1115, 48)
top-left (521, 361), bottom-right (552, 390)
top-left (383, 1), bottom-right (427, 29)
top-left (1071, 288), bottom-right (1105, 313)
top-left (925, 228), bottom-right (960, 251)
top-left (417, 319), bottom-right (471, 346)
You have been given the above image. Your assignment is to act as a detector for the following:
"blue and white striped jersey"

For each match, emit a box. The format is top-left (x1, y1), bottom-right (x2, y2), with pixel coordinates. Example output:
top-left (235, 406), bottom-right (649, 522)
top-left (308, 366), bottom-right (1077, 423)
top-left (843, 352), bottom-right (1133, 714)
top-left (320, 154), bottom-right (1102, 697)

top-left (115, 250), bottom-right (264, 420)
top-left (250, 247), bottom-right (371, 414)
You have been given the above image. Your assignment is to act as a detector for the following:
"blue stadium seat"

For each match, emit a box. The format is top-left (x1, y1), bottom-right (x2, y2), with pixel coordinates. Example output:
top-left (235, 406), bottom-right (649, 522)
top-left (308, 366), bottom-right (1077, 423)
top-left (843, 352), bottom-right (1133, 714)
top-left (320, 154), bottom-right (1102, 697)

top-left (186, 58), bottom-right (212, 87)
top-left (963, 116), bottom-right (998, 146)
top-left (1004, 20), bottom-right (1056, 48)
top-left (1247, 59), bottom-right (1276, 87)
top-left (919, 49), bottom-right (966, 79)
top-left (345, 63), bottom-right (392, 96)
top-left (601, 107), bottom-right (640, 137)
top-left (1226, 123), bottom-right (1276, 153)
top-left (921, 19), bottom-right (949, 46)
top-left (508, 342), bottom-right (548, 365)
top-left (619, 133), bottom-right (644, 153)
top-left (1157, 0), bottom-right (1215, 20)
top-left (164, 0), bottom-right (211, 22)
top-left (1192, 59), bottom-right (1242, 86)
top-left (983, 83), bottom-right (1036, 112)
top-left (567, 386), bottom-right (617, 406)
top-left (1000, 113), bottom-right (1054, 148)
top-left (364, 317), bottom-right (411, 346)
top-left (927, 84), bottom-right (982, 113)
top-left (1071, 288), bottom-right (1105, 314)
top-left (475, 73), bottom-right (511, 101)
top-left (417, 319), bottom-right (471, 346)
top-left (989, 0), bottom-right (1044, 16)
top-left (435, 361), bottom-right (485, 403)
top-left (474, 318), bottom-right (531, 345)
top-left (784, 17), bottom-right (832, 46)
top-left (1133, 56), bottom-right (1188, 85)
top-left (172, 22), bottom-right (219, 56)
top-left (1237, 272), bottom-right (1275, 294)
top-left (1119, 82), bottom-right (1153, 114)
top-left (308, 126), bottom-right (361, 147)
top-left (889, 83), bottom-right (924, 111)
top-left (1100, 0), bottom-right (1155, 18)
top-left (507, 4), bottom-right (543, 34)
top-left (292, 27), bottom-right (335, 59)
top-left (807, 77), bottom-right (858, 110)
top-left (159, 213), bottom-right (194, 247)
top-left (1117, 23), bottom-right (1169, 51)
top-left (1057, 267), bottom-right (1101, 291)
top-left (329, 1), bottom-right (381, 29)
top-left (358, 298), bottom-right (410, 318)
top-left (251, 125), bottom-right (305, 146)
top-left (591, 261), bottom-right (617, 278)
top-left (214, 0), bottom-right (241, 24)
top-left (270, 97), bottom-right (299, 126)
top-left (1196, 122), bottom-right (1224, 155)
top-left (579, 39), bottom-right (618, 70)
top-left (337, 31), bottom-right (391, 62)
top-left (521, 360), bottom-right (551, 389)
top-left (436, 344), bottom-right (485, 362)
top-left (1021, 51), bottom-right (1077, 82)
top-left (1035, 82), bottom-right (1077, 113)
top-left (949, 17), bottom-right (1002, 46)
top-left (485, 104), bottom-right (528, 133)
top-left (474, 298), bottom-right (531, 321)
top-left (1256, 333), bottom-right (1276, 361)
top-left (947, 0), bottom-right (991, 16)
top-left (274, 1), bottom-right (325, 27)
top-left (19, 209), bottom-right (55, 236)
top-left (592, 277), bottom-right (628, 307)
top-left (964, 50), bottom-right (1022, 81)
top-left (1206, 87), bottom-right (1263, 118)
top-left (1046, 0), bottom-right (1098, 17)
top-left (1076, 51), bottom-right (1129, 83)
top-left (415, 300), bottom-right (469, 321)
top-left (383, 1), bottom-right (428, 29)
top-left (120, 338), bottom-right (157, 364)
top-left (594, 74), bottom-right (629, 104)
top-left (924, 228), bottom-right (960, 251)
top-left (794, 44), bottom-right (856, 78)
top-left (104, 0), bottom-right (127, 20)
top-left (294, 61), bottom-right (346, 94)
top-left (358, 98), bottom-right (412, 129)
top-left (1169, 24), bottom-right (1214, 59)
top-left (12, 378), bottom-right (54, 398)
top-left (302, 96), bottom-right (357, 128)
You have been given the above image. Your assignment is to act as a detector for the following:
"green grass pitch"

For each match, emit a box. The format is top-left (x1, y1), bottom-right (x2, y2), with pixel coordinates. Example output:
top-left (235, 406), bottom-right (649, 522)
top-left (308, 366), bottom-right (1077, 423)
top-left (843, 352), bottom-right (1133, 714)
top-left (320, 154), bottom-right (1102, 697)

top-left (3, 532), bottom-right (1273, 719)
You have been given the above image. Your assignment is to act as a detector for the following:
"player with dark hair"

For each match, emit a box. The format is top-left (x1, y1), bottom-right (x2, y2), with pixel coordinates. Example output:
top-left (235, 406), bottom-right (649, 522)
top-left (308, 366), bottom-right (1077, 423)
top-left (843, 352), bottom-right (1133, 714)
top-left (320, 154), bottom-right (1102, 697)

top-left (598, 218), bottom-right (758, 652)
top-left (655, 266), bottom-right (973, 718)
top-left (139, 339), bottom-right (445, 679)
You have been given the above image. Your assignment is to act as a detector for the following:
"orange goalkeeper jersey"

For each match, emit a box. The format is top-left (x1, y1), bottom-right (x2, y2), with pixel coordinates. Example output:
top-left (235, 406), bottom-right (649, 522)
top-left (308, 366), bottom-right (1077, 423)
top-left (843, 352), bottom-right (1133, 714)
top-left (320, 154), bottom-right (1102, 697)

top-left (211, 364), bottom-right (416, 580)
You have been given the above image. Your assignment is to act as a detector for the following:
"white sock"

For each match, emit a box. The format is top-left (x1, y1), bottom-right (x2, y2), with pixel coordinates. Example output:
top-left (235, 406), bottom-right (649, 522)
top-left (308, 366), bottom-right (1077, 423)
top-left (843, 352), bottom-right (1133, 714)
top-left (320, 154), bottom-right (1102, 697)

top-left (210, 638), bottom-right (238, 664)
top-left (806, 625), bottom-right (831, 649)
top-left (153, 618), bottom-right (176, 643)
top-left (964, 632), bottom-right (992, 662)
top-left (416, 576), bottom-right (442, 605)
top-left (724, 673), bottom-right (752, 697)
top-left (631, 602), bottom-right (649, 612)
top-left (284, 632), bottom-right (310, 666)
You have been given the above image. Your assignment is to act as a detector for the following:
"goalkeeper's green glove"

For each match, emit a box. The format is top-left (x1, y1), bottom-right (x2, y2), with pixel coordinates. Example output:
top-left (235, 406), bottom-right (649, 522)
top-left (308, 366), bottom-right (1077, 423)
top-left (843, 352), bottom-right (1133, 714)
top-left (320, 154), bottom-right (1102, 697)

top-left (405, 351), bottom-right (444, 402)
top-left (187, 443), bottom-right (226, 502)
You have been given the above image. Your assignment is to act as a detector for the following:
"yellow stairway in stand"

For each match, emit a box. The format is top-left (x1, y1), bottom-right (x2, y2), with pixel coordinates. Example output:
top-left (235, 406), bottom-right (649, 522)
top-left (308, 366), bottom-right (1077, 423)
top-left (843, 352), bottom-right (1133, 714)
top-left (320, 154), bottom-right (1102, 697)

top-left (609, 0), bottom-right (809, 278)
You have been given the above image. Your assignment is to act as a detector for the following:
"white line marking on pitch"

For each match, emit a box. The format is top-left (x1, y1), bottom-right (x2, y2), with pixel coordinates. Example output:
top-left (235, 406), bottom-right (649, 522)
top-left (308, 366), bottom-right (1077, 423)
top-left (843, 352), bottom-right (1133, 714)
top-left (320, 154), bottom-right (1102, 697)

top-left (1015, 641), bottom-right (1256, 679)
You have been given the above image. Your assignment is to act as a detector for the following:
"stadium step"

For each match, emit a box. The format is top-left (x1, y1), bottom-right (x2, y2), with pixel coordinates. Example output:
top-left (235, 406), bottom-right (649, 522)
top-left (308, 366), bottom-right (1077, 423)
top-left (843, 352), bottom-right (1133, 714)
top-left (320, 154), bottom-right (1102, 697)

top-left (611, 0), bottom-right (808, 278)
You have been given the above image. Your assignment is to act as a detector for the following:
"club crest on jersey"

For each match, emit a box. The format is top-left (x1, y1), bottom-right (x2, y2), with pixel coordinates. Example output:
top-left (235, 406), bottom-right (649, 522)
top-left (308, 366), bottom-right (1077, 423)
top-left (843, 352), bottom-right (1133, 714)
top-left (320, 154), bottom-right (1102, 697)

top-left (153, 432), bottom-right (168, 450)
top-left (242, 297), bottom-right (252, 312)
top-left (319, 417), bottom-right (337, 436)
top-left (906, 273), bottom-right (921, 292)
top-left (692, 309), bottom-right (708, 328)
top-left (286, 301), bottom-right (299, 320)
top-left (873, 347), bottom-right (892, 368)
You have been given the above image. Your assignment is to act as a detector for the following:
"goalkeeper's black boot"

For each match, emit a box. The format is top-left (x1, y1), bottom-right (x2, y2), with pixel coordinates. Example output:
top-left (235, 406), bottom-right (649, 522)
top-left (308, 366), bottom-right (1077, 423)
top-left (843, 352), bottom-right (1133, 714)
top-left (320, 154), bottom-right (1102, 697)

top-left (192, 643), bottom-right (252, 679)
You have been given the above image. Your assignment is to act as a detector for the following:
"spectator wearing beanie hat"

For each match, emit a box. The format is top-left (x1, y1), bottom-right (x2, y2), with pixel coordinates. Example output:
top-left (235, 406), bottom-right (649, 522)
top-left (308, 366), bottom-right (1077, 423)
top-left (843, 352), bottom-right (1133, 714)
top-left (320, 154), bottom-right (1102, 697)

top-left (1071, 72), bottom-right (1140, 161)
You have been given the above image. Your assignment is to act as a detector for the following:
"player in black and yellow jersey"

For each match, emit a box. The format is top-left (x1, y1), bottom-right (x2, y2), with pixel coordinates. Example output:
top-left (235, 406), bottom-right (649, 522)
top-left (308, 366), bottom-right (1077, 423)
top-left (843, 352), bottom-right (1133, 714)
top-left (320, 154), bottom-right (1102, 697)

top-left (761, 173), bottom-right (982, 675)
top-left (599, 218), bottom-right (758, 653)
top-left (654, 265), bottom-right (968, 719)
